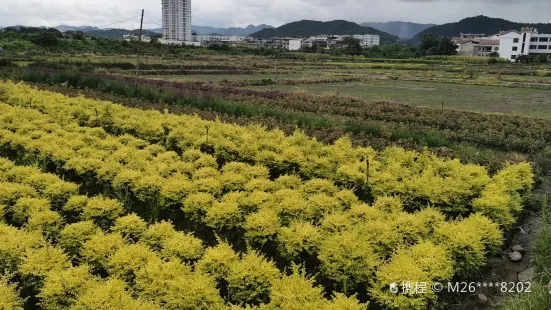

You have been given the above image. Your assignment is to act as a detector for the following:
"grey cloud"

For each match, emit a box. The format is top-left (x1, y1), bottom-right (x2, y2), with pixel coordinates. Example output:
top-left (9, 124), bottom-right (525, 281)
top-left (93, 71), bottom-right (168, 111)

top-left (1, 0), bottom-right (550, 29)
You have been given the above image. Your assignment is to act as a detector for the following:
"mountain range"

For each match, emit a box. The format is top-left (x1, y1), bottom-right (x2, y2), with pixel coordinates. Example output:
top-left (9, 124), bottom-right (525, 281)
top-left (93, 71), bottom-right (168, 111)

top-left (250, 20), bottom-right (399, 44)
top-left (412, 15), bottom-right (551, 43)
top-left (193, 24), bottom-right (273, 36)
top-left (5, 16), bottom-right (551, 45)
top-left (56, 24), bottom-right (273, 37)
top-left (361, 22), bottom-right (435, 39)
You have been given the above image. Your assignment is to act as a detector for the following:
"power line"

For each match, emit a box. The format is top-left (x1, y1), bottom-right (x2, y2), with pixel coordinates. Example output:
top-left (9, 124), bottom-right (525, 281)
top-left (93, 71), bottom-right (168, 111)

top-left (144, 15), bottom-right (162, 28)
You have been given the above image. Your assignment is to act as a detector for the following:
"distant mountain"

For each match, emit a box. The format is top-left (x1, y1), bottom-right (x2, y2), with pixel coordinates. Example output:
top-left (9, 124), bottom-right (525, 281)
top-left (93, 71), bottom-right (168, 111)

top-left (52, 24), bottom-right (272, 37)
top-left (83, 28), bottom-right (160, 38)
top-left (193, 24), bottom-right (273, 36)
top-left (55, 25), bottom-right (100, 32)
top-left (361, 21), bottom-right (435, 39)
top-left (250, 20), bottom-right (399, 44)
top-left (3, 25), bottom-right (47, 31)
top-left (412, 15), bottom-right (551, 43)
top-left (148, 24), bottom-right (273, 36)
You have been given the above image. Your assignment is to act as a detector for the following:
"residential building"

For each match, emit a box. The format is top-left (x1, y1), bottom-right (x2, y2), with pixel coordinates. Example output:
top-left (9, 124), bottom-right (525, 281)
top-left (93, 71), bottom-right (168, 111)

top-left (123, 34), bottom-right (151, 42)
top-left (455, 39), bottom-right (476, 56)
top-left (496, 28), bottom-right (551, 62)
top-left (473, 39), bottom-right (499, 57)
top-left (454, 28), bottom-right (551, 62)
top-left (302, 34), bottom-right (380, 50)
top-left (459, 33), bottom-right (485, 40)
top-left (352, 34), bottom-right (380, 47)
top-left (162, 0), bottom-right (192, 44)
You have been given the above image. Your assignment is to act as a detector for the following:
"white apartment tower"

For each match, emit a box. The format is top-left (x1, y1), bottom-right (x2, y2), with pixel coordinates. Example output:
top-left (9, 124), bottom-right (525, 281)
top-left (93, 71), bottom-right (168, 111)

top-left (162, 0), bottom-right (192, 43)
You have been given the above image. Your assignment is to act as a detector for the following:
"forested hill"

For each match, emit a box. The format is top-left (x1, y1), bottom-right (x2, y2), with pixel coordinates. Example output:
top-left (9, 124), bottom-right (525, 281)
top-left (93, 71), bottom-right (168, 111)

top-left (250, 20), bottom-right (398, 44)
top-left (361, 21), bottom-right (435, 39)
top-left (412, 16), bottom-right (551, 43)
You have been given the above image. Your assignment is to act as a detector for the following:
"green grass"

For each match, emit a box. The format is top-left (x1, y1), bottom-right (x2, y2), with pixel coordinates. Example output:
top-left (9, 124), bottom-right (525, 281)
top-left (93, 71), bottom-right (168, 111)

top-left (496, 283), bottom-right (551, 310)
top-left (252, 80), bottom-right (551, 119)
top-left (495, 196), bottom-right (551, 310)
top-left (141, 73), bottom-right (320, 82)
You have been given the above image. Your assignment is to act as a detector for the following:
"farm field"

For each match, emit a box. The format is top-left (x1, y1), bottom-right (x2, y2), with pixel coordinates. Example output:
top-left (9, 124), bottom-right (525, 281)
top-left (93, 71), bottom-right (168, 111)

top-left (1, 53), bottom-right (551, 309)
top-left (0, 81), bottom-right (536, 310)
top-left (251, 79), bottom-right (551, 119)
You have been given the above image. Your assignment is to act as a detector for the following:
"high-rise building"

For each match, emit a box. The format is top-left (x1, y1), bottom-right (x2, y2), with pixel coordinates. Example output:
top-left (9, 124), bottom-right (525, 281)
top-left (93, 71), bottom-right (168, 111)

top-left (162, 0), bottom-right (192, 43)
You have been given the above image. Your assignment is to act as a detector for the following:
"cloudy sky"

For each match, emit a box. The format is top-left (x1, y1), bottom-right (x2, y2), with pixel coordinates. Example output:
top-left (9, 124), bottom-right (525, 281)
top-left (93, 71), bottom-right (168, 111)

top-left (1, 0), bottom-right (550, 29)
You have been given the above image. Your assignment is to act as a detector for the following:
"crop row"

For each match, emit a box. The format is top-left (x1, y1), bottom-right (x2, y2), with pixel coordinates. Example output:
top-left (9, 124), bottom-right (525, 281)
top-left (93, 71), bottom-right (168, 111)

top-left (0, 85), bottom-right (534, 308)
top-left (1, 81), bottom-right (535, 221)
top-left (4, 69), bottom-right (550, 156)
top-left (0, 157), bottom-right (368, 309)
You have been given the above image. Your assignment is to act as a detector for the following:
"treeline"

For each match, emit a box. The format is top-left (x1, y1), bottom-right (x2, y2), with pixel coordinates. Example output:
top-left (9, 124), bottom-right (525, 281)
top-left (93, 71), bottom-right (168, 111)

top-left (0, 27), bottom-right (460, 59)
top-left (300, 34), bottom-right (458, 58)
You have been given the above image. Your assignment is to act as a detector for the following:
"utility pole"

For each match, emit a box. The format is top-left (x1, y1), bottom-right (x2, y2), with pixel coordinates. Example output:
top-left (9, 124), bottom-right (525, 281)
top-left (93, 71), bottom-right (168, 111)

top-left (135, 9), bottom-right (144, 89)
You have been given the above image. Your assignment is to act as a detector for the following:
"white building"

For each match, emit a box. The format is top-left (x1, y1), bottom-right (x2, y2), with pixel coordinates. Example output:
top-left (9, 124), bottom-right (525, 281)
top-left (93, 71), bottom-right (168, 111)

top-left (352, 34), bottom-right (380, 47)
top-left (454, 28), bottom-right (551, 62)
top-left (162, 0), bottom-right (192, 44)
top-left (496, 28), bottom-right (551, 62)
top-left (123, 34), bottom-right (151, 42)
top-left (302, 34), bottom-right (380, 49)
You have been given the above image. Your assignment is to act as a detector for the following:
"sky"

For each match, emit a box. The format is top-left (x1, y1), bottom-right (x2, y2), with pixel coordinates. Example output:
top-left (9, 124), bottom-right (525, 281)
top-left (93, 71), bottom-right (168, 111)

top-left (1, 0), bottom-right (551, 29)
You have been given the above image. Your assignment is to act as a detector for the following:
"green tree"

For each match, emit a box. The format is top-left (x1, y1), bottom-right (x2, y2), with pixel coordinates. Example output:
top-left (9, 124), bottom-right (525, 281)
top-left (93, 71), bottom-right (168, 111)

top-left (31, 32), bottom-right (59, 46)
top-left (419, 34), bottom-right (457, 56)
top-left (341, 37), bottom-right (362, 56)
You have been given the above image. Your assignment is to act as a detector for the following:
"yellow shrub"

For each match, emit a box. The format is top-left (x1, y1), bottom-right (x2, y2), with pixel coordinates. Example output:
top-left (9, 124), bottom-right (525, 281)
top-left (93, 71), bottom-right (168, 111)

top-left (70, 278), bottom-right (161, 310)
top-left (140, 221), bottom-right (177, 251)
top-left (300, 179), bottom-right (337, 196)
top-left (107, 243), bottom-right (161, 284)
top-left (159, 232), bottom-right (204, 262)
top-left (62, 196), bottom-right (88, 214)
top-left (0, 278), bottom-right (23, 310)
top-left (161, 175), bottom-right (195, 207)
top-left (432, 214), bottom-right (500, 277)
top-left (26, 209), bottom-right (63, 240)
top-left (112, 214), bottom-right (147, 242)
top-left (81, 197), bottom-right (124, 229)
top-left (81, 233), bottom-right (125, 271)
top-left (39, 266), bottom-right (98, 310)
top-left (183, 193), bottom-right (215, 221)
top-left (277, 221), bottom-right (321, 260)
top-left (370, 241), bottom-right (453, 310)
top-left (59, 221), bottom-right (101, 258)
top-left (19, 245), bottom-right (71, 279)
top-left (227, 252), bottom-right (280, 304)
top-left (12, 198), bottom-right (50, 224)
top-left (320, 212), bottom-right (352, 233)
top-left (134, 260), bottom-right (225, 310)
top-left (274, 175), bottom-right (303, 190)
top-left (244, 209), bottom-right (280, 245)
top-left (205, 201), bottom-right (243, 230)
top-left (266, 266), bottom-right (327, 310)
top-left (0, 223), bottom-right (45, 276)
top-left (0, 182), bottom-right (37, 206)
top-left (325, 293), bottom-right (368, 310)
top-left (318, 230), bottom-right (381, 291)
top-left (196, 241), bottom-right (239, 280)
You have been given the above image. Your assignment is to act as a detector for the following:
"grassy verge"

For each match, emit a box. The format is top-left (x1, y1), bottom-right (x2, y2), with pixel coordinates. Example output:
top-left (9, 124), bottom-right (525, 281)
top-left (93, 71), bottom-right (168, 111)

top-left (496, 197), bottom-right (551, 309)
